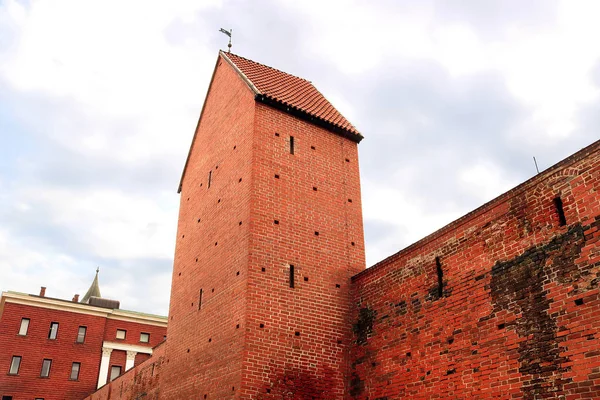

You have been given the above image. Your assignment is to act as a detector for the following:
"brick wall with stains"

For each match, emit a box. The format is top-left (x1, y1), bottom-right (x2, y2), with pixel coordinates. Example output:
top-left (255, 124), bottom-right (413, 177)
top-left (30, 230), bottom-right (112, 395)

top-left (349, 140), bottom-right (600, 399)
top-left (239, 100), bottom-right (365, 398)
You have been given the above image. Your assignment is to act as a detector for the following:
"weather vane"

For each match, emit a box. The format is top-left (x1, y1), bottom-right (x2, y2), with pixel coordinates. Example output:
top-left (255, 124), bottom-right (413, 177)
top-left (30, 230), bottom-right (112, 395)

top-left (219, 28), bottom-right (232, 52)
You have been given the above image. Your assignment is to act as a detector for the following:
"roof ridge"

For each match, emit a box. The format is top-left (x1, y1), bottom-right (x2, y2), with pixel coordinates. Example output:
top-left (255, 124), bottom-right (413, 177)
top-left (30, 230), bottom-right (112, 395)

top-left (222, 51), bottom-right (312, 85)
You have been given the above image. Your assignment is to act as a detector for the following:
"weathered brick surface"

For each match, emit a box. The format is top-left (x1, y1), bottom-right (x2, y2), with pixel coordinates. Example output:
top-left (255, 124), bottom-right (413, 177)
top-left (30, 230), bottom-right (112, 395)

top-left (158, 53), bottom-right (257, 398)
top-left (87, 342), bottom-right (166, 400)
top-left (239, 102), bottom-right (365, 398)
top-left (350, 141), bottom-right (600, 399)
top-left (83, 50), bottom-right (600, 400)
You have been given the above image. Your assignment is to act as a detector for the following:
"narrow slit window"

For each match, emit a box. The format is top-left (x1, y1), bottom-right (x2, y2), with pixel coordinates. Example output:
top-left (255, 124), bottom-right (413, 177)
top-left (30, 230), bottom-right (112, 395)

top-left (208, 170), bottom-right (212, 189)
top-left (198, 289), bottom-right (203, 310)
top-left (435, 257), bottom-right (444, 298)
top-left (289, 265), bottom-right (295, 288)
top-left (554, 197), bottom-right (567, 226)
top-left (290, 136), bottom-right (295, 155)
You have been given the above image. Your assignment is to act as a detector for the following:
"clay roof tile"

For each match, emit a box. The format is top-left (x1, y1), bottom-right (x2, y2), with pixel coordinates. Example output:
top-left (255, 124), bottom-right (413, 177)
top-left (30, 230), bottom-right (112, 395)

top-left (222, 52), bottom-right (361, 138)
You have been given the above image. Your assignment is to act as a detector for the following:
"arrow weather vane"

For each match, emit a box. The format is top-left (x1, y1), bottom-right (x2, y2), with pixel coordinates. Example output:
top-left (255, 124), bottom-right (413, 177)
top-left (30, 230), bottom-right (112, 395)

top-left (219, 28), bottom-right (232, 52)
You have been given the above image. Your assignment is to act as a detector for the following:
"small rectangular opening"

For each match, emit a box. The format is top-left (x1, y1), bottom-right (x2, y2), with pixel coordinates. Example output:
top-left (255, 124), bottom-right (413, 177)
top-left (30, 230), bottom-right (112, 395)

top-left (554, 197), bottom-right (567, 226)
top-left (198, 289), bottom-right (203, 310)
top-left (436, 257), bottom-right (443, 298)
top-left (208, 170), bottom-right (212, 189)
top-left (290, 136), bottom-right (295, 155)
top-left (289, 265), bottom-right (295, 288)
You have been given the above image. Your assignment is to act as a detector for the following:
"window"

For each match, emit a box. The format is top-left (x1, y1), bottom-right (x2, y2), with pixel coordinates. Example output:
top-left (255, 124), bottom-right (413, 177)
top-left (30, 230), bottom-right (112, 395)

top-left (48, 322), bottom-right (59, 340)
top-left (40, 359), bottom-right (52, 377)
top-left (70, 362), bottom-right (80, 380)
top-left (140, 333), bottom-right (150, 343)
top-left (18, 318), bottom-right (30, 336)
top-left (9, 356), bottom-right (21, 375)
top-left (110, 366), bottom-right (121, 381)
top-left (76, 326), bottom-right (87, 343)
top-left (3, 397), bottom-right (14, 400)
top-left (116, 329), bottom-right (126, 340)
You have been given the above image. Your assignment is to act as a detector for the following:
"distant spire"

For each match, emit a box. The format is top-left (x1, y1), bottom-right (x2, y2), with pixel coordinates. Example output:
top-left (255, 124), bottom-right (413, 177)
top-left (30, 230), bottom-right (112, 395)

top-left (81, 268), bottom-right (101, 303)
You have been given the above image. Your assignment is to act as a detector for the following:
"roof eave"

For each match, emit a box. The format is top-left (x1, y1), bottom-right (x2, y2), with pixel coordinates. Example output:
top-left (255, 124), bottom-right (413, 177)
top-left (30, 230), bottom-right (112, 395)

top-left (256, 94), bottom-right (364, 143)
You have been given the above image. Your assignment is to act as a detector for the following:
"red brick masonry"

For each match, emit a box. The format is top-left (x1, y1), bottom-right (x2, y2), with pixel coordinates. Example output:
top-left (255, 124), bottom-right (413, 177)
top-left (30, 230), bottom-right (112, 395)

top-left (83, 48), bottom-right (600, 399)
top-left (350, 141), bottom-right (600, 399)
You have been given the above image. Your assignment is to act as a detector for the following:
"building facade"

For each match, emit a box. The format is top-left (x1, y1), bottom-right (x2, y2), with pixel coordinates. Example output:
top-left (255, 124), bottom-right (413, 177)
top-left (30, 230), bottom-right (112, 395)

top-left (83, 51), bottom-right (600, 399)
top-left (0, 273), bottom-right (167, 400)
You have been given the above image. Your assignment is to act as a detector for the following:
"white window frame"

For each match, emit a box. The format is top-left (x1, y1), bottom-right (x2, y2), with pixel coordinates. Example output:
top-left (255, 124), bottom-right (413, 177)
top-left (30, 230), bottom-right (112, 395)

top-left (9, 356), bottom-right (21, 375)
top-left (110, 365), bottom-right (122, 381)
top-left (18, 318), bottom-right (30, 336)
top-left (76, 326), bottom-right (87, 343)
top-left (40, 359), bottom-right (52, 378)
top-left (139, 332), bottom-right (150, 343)
top-left (116, 329), bottom-right (126, 340)
top-left (70, 362), bottom-right (81, 380)
top-left (48, 322), bottom-right (59, 340)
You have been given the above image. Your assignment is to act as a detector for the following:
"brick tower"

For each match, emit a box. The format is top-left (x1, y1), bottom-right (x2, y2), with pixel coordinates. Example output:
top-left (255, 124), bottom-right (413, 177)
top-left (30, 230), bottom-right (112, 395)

top-left (161, 51), bottom-right (365, 398)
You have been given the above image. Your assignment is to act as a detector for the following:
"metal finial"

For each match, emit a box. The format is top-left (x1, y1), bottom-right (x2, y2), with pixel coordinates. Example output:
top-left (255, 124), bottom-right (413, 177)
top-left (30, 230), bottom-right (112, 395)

top-left (96, 266), bottom-right (100, 273)
top-left (219, 28), bottom-right (232, 52)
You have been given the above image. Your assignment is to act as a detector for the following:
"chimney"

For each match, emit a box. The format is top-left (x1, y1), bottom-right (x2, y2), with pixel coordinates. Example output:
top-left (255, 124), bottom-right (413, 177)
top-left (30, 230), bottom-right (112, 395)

top-left (72, 294), bottom-right (80, 302)
top-left (39, 287), bottom-right (46, 297)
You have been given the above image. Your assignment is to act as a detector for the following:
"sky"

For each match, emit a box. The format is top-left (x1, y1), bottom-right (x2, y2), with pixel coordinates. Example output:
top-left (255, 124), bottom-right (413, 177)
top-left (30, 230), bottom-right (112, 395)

top-left (1, 0), bottom-right (599, 315)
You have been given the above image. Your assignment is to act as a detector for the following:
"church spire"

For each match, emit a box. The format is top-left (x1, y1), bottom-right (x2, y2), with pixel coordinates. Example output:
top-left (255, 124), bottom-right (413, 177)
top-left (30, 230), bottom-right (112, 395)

top-left (80, 267), bottom-right (101, 303)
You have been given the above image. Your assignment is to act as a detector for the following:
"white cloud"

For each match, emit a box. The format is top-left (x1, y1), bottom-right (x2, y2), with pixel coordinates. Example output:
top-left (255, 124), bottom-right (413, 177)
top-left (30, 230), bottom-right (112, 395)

top-left (1, 0), bottom-right (599, 315)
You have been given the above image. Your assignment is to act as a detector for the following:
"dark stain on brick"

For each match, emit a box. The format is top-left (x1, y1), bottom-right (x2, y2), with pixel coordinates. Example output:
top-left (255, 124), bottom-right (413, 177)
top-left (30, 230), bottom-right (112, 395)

top-left (354, 307), bottom-right (376, 346)
top-left (490, 224), bottom-right (586, 399)
top-left (394, 300), bottom-right (407, 316)
top-left (349, 372), bottom-right (365, 397)
top-left (262, 366), bottom-right (333, 399)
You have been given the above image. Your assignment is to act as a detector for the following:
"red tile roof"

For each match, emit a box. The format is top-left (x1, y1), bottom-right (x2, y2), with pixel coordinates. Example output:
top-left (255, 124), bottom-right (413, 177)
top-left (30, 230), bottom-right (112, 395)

top-left (221, 51), bottom-right (362, 140)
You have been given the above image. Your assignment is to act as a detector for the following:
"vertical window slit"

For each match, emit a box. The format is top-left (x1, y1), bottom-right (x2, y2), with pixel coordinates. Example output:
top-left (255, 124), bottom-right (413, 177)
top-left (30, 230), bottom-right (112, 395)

top-left (290, 136), bottom-right (295, 155)
top-left (198, 289), bottom-right (203, 310)
top-left (554, 197), bottom-right (567, 226)
top-left (289, 265), bottom-right (295, 288)
top-left (436, 257), bottom-right (443, 298)
top-left (208, 170), bottom-right (212, 189)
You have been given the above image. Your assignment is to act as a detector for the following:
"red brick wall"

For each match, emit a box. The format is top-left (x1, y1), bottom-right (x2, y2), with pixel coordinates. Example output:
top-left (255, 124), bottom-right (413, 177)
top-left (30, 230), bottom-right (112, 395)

top-left (349, 141), bottom-right (600, 399)
top-left (239, 103), bottom-right (366, 397)
top-left (103, 318), bottom-right (165, 348)
top-left (159, 53), bottom-right (257, 398)
top-left (0, 300), bottom-right (167, 400)
top-left (0, 302), bottom-right (106, 400)
top-left (86, 342), bottom-right (166, 400)
top-left (106, 349), bottom-right (126, 384)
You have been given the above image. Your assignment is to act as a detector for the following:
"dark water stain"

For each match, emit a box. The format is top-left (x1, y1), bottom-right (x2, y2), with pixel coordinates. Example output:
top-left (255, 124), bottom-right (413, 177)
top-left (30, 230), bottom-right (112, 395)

top-left (490, 224), bottom-right (585, 399)
top-left (353, 307), bottom-right (376, 346)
